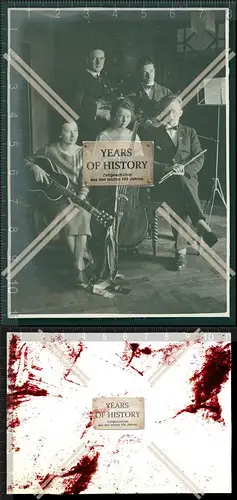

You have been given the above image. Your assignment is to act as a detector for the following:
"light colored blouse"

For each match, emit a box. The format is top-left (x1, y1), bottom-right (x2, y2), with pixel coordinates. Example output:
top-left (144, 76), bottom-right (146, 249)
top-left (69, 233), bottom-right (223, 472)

top-left (25, 142), bottom-right (89, 198)
top-left (96, 128), bottom-right (143, 157)
top-left (96, 128), bottom-right (139, 142)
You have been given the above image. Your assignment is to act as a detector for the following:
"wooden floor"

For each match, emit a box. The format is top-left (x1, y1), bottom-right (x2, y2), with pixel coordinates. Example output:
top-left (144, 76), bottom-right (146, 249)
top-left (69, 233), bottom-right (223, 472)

top-left (11, 207), bottom-right (228, 317)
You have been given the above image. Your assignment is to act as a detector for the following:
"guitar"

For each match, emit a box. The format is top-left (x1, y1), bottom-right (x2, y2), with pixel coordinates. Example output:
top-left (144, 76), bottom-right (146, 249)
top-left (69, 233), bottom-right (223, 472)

top-left (29, 156), bottom-right (114, 229)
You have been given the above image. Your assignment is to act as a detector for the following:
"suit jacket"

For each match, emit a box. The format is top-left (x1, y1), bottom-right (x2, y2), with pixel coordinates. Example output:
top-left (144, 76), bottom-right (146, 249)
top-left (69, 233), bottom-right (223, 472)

top-left (140, 122), bottom-right (204, 203)
top-left (71, 70), bottom-right (110, 111)
top-left (120, 79), bottom-right (171, 113)
top-left (69, 71), bottom-right (113, 141)
top-left (139, 81), bottom-right (171, 103)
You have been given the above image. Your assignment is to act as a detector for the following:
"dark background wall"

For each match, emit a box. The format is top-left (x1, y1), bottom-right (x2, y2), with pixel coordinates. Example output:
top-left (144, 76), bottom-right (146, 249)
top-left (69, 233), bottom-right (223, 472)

top-left (18, 10), bottom-right (227, 202)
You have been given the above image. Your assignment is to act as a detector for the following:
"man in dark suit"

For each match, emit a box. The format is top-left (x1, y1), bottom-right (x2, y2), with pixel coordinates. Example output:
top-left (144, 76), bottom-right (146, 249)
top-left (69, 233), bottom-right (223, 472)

top-left (140, 95), bottom-right (218, 270)
top-left (70, 47), bottom-right (113, 140)
top-left (122, 56), bottom-right (172, 116)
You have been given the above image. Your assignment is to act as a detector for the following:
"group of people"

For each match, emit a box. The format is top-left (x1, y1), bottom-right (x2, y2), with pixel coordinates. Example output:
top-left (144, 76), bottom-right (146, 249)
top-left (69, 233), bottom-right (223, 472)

top-left (25, 46), bottom-right (218, 289)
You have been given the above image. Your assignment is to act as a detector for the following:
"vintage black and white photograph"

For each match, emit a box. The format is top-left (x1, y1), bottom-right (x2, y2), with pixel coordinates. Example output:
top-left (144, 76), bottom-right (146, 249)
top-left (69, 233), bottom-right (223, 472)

top-left (4, 6), bottom-right (234, 318)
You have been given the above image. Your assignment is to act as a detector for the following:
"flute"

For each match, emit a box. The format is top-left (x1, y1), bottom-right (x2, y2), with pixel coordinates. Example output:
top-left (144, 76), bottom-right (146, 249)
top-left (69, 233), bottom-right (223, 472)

top-left (158, 149), bottom-right (207, 184)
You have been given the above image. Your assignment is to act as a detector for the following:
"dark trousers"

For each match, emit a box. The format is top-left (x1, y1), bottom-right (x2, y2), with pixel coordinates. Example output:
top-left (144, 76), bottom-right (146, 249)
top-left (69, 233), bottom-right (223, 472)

top-left (150, 174), bottom-right (203, 250)
top-left (171, 214), bottom-right (192, 251)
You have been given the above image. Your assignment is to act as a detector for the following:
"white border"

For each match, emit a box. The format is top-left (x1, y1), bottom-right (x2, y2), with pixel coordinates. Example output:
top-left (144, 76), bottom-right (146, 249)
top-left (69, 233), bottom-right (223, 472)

top-left (7, 7), bottom-right (231, 319)
top-left (225, 9), bottom-right (230, 319)
top-left (8, 9), bottom-right (12, 318)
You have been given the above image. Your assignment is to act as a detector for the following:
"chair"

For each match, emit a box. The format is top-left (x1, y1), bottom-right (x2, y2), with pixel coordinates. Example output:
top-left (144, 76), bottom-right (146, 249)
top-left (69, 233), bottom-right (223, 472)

top-left (147, 199), bottom-right (164, 258)
top-left (148, 198), bottom-right (202, 258)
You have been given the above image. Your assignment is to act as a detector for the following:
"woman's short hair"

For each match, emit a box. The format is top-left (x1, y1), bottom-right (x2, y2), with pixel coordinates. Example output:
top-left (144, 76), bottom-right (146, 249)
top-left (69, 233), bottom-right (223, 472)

top-left (110, 98), bottom-right (135, 121)
top-left (59, 119), bottom-right (78, 133)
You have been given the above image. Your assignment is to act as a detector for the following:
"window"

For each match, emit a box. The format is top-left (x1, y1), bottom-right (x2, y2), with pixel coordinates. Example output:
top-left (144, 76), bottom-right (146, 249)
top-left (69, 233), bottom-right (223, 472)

top-left (177, 23), bottom-right (225, 53)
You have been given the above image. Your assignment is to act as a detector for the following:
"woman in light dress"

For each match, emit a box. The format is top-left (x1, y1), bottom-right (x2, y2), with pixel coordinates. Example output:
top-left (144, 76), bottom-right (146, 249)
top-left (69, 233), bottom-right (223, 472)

top-left (25, 120), bottom-right (91, 287)
top-left (96, 97), bottom-right (140, 142)
top-left (89, 99), bottom-right (142, 291)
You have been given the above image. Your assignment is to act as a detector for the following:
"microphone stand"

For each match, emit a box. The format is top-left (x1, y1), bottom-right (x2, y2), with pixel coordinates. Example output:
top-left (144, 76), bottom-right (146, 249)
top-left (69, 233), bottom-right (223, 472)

top-left (199, 106), bottom-right (227, 224)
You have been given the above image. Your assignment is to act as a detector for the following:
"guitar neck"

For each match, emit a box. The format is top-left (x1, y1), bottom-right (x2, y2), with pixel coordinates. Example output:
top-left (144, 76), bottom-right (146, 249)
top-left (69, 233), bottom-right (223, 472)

top-left (51, 178), bottom-right (101, 218)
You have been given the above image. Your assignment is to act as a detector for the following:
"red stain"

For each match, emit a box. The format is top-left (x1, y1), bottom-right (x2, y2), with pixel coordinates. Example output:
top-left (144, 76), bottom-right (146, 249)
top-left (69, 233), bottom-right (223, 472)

top-left (22, 483), bottom-right (32, 489)
top-left (62, 451), bottom-right (100, 494)
top-left (8, 334), bottom-right (20, 385)
top-left (64, 342), bottom-right (85, 382)
top-left (8, 414), bottom-right (21, 452)
top-left (159, 343), bottom-right (185, 365)
top-left (7, 382), bottom-right (49, 411)
top-left (38, 450), bottom-right (100, 494)
top-left (8, 417), bottom-right (20, 429)
top-left (7, 334), bottom-right (52, 452)
top-left (80, 411), bottom-right (93, 439)
top-left (174, 343), bottom-right (231, 424)
top-left (140, 347), bottom-right (152, 355)
top-left (38, 472), bottom-right (58, 490)
top-left (8, 480), bottom-right (34, 492)
top-left (121, 343), bottom-right (154, 375)
top-left (31, 363), bottom-right (42, 371)
top-left (121, 342), bottom-right (185, 375)
top-left (65, 342), bottom-right (84, 362)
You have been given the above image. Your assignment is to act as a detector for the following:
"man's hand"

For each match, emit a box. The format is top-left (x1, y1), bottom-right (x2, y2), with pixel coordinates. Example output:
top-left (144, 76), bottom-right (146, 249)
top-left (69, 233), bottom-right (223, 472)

top-left (173, 164), bottom-right (185, 175)
top-left (31, 164), bottom-right (50, 184)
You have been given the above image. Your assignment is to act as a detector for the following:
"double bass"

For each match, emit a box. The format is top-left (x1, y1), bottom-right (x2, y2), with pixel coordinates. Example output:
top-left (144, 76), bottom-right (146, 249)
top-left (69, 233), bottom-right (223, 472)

top-left (115, 112), bottom-right (149, 250)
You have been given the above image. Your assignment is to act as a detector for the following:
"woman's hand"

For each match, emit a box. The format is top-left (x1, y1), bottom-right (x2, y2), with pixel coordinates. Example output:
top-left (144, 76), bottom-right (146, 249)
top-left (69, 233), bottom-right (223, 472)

top-left (31, 164), bottom-right (50, 184)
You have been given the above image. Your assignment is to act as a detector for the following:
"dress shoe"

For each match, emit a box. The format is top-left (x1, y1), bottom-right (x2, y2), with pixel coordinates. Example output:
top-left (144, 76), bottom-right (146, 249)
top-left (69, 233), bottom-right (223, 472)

top-left (74, 269), bottom-right (89, 288)
top-left (201, 230), bottom-right (218, 248)
top-left (175, 252), bottom-right (187, 271)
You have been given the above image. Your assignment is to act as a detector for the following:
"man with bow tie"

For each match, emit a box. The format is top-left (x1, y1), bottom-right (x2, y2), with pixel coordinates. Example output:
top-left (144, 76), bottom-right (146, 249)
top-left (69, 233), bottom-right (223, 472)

top-left (138, 56), bottom-right (171, 101)
top-left (123, 56), bottom-right (171, 115)
top-left (140, 94), bottom-right (218, 270)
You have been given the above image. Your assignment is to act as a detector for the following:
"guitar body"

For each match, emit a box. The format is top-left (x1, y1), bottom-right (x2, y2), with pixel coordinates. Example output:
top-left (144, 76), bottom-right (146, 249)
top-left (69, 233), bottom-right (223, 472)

top-left (29, 157), bottom-right (70, 201)
top-left (28, 156), bottom-right (114, 228)
top-left (118, 188), bottom-right (149, 248)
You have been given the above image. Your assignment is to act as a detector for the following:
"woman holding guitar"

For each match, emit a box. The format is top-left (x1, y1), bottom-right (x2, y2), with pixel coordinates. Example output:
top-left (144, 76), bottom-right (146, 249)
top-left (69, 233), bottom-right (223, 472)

top-left (25, 120), bottom-right (91, 287)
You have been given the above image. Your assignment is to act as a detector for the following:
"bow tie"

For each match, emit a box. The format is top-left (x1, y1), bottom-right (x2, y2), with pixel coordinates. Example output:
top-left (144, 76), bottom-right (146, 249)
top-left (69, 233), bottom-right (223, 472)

top-left (165, 125), bottom-right (178, 131)
top-left (143, 84), bottom-right (154, 90)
